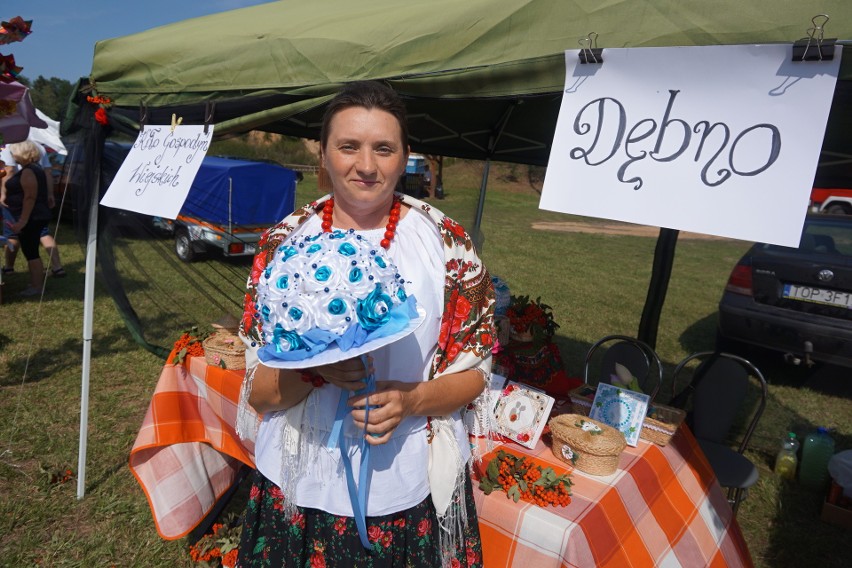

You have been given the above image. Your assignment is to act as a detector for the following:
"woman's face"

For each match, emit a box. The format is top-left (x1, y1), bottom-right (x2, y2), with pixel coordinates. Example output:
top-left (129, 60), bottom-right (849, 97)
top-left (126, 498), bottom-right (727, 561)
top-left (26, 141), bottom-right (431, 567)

top-left (322, 106), bottom-right (408, 214)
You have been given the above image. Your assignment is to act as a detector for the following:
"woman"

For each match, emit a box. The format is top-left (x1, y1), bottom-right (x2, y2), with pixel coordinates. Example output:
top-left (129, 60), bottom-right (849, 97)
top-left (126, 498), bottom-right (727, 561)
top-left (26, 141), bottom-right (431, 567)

top-left (2, 141), bottom-right (53, 296)
top-left (1, 143), bottom-right (66, 278)
top-left (237, 81), bottom-right (495, 567)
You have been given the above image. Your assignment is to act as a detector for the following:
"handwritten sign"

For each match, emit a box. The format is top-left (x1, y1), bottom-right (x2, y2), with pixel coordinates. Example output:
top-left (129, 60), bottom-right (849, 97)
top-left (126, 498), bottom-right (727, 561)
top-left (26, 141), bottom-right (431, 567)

top-left (541, 45), bottom-right (841, 246)
top-left (100, 124), bottom-right (214, 219)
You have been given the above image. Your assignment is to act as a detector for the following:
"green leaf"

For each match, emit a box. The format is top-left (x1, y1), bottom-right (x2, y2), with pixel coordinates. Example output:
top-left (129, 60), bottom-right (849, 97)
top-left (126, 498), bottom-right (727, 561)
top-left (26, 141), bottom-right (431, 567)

top-left (507, 484), bottom-right (521, 503)
top-left (519, 480), bottom-right (528, 492)
top-left (486, 459), bottom-right (500, 480)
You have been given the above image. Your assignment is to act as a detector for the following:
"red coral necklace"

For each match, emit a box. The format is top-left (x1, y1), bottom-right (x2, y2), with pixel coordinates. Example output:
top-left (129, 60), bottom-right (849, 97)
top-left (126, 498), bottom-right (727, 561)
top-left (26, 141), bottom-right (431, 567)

top-left (321, 196), bottom-right (402, 249)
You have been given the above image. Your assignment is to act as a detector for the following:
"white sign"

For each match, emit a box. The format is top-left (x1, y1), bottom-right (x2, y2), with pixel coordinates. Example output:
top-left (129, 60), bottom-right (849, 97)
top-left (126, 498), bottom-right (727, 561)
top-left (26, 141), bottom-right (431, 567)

top-left (541, 45), bottom-right (841, 247)
top-left (100, 124), bottom-right (214, 219)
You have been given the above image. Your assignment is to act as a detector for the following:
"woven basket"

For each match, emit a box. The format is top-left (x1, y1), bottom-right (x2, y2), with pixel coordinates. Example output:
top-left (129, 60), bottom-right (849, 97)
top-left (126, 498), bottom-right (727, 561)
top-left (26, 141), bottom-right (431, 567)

top-left (568, 385), bottom-right (595, 416)
top-left (203, 332), bottom-right (246, 370)
top-left (548, 413), bottom-right (626, 476)
top-left (569, 385), bottom-right (685, 446)
top-left (641, 403), bottom-right (686, 446)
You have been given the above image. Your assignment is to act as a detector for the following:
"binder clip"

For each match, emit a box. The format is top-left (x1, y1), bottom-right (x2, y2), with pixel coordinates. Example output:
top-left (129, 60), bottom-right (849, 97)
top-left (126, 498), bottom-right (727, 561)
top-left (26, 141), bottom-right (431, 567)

top-left (792, 14), bottom-right (835, 61)
top-left (170, 113), bottom-right (183, 132)
top-left (578, 32), bottom-right (603, 64)
top-left (204, 101), bottom-right (216, 135)
top-left (139, 102), bottom-right (148, 133)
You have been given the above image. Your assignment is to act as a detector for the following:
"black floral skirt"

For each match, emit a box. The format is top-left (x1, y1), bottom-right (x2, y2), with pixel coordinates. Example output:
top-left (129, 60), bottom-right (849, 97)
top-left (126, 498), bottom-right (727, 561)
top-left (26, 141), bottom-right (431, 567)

top-left (237, 470), bottom-right (483, 568)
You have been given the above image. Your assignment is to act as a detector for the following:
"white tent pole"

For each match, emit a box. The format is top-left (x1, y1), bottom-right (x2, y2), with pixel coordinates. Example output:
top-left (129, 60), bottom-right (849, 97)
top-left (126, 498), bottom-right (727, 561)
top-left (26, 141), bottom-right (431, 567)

top-left (77, 185), bottom-right (99, 499)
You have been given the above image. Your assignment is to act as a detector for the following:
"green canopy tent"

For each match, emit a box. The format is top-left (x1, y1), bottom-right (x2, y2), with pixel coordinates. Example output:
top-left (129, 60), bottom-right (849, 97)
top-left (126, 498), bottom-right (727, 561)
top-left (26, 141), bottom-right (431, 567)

top-left (69, 0), bottom-right (852, 495)
top-left (76, 0), bottom-right (852, 345)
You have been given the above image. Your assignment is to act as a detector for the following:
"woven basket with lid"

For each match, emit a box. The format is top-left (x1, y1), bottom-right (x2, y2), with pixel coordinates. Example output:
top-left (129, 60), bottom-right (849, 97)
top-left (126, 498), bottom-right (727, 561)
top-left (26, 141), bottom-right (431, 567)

top-left (203, 332), bottom-right (246, 370)
top-left (203, 314), bottom-right (245, 370)
top-left (548, 413), bottom-right (626, 476)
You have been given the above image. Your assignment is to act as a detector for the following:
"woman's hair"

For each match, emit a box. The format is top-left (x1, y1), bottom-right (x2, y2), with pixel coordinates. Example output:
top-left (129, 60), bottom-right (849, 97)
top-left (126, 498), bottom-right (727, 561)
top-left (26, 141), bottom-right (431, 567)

top-left (8, 140), bottom-right (41, 165)
top-left (320, 81), bottom-right (409, 150)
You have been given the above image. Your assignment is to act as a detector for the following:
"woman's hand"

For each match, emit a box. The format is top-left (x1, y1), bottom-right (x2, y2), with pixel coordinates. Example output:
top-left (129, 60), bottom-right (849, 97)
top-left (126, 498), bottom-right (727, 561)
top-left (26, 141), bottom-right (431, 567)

top-left (348, 380), bottom-right (418, 446)
top-left (348, 369), bottom-right (486, 445)
top-left (312, 355), bottom-right (373, 392)
top-left (10, 218), bottom-right (27, 233)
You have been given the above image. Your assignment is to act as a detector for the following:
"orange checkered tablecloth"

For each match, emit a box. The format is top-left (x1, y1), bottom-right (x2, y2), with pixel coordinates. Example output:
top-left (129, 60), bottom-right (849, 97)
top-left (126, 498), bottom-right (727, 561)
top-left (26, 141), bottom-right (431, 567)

top-left (129, 355), bottom-right (257, 540)
top-left (474, 429), bottom-right (754, 568)
top-left (131, 358), bottom-right (753, 567)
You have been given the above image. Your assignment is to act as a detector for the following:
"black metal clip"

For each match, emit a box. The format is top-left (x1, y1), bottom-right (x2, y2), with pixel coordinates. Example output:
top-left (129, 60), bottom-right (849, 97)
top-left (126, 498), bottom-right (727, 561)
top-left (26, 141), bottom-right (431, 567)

top-left (792, 14), bottom-right (835, 61)
top-left (139, 101), bottom-right (148, 132)
top-left (578, 32), bottom-right (603, 64)
top-left (204, 101), bottom-right (216, 135)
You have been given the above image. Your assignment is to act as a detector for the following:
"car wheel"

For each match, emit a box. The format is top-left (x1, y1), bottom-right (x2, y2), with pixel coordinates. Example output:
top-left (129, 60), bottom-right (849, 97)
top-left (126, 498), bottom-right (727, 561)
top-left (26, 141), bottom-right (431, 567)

top-left (826, 204), bottom-right (848, 215)
top-left (175, 229), bottom-right (196, 263)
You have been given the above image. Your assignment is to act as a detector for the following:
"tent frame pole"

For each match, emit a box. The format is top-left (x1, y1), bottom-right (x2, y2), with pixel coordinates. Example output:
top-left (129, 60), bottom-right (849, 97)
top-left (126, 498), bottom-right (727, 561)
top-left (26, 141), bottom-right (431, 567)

top-left (472, 102), bottom-right (519, 246)
top-left (637, 228), bottom-right (679, 349)
top-left (77, 174), bottom-right (100, 500)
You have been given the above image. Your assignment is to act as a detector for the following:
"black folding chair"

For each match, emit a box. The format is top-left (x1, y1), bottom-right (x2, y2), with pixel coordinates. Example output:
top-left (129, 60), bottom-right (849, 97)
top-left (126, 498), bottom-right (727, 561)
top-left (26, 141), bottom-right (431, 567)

top-left (582, 334), bottom-right (662, 401)
top-left (670, 351), bottom-right (768, 516)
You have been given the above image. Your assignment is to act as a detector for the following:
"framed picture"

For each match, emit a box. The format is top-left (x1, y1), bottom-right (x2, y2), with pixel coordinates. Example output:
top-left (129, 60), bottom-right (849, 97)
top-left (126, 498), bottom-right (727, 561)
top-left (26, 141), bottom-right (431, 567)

top-left (589, 382), bottom-right (650, 446)
top-left (493, 381), bottom-right (555, 449)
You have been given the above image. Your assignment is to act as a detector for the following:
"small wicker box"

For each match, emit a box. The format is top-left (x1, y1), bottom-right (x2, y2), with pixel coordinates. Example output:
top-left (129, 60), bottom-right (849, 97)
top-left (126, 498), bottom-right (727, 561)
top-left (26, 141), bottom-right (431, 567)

top-left (203, 332), bottom-right (246, 370)
top-left (568, 385), bottom-right (685, 446)
top-left (548, 413), bottom-right (626, 476)
top-left (568, 384), bottom-right (596, 416)
top-left (641, 404), bottom-right (687, 446)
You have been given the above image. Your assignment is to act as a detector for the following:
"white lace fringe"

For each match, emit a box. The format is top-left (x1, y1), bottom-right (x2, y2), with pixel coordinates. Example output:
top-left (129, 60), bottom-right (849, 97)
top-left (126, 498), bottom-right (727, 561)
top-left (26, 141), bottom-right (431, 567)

top-left (438, 466), bottom-right (468, 568)
top-left (235, 364), bottom-right (257, 441)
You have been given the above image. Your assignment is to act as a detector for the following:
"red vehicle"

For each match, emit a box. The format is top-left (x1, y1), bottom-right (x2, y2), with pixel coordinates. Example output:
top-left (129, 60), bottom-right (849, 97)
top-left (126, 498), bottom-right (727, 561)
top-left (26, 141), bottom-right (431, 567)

top-left (809, 187), bottom-right (852, 214)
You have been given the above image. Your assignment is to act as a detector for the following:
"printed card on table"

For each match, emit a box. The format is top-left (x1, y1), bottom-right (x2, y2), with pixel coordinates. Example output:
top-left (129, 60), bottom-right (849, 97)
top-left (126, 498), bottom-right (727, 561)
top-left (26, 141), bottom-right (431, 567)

top-left (493, 381), bottom-right (555, 449)
top-left (589, 382), bottom-right (649, 446)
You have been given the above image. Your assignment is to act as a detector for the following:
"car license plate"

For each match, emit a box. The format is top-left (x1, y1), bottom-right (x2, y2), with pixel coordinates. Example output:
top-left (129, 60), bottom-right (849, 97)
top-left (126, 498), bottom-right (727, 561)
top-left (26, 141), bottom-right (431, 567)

top-left (782, 284), bottom-right (852, 309)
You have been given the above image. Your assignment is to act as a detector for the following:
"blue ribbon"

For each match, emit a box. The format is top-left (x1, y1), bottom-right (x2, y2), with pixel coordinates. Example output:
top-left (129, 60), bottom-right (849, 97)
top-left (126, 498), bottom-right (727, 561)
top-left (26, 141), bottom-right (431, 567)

top-left (327, 355), bottom-right (375, 549)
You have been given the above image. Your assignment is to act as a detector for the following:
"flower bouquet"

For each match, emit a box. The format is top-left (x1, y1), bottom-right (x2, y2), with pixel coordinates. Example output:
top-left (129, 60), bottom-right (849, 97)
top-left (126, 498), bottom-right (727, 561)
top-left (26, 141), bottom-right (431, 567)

top-left (188, 513), bottom-right (241, 568)
top-left (505, 295), bottom-right (559, 344)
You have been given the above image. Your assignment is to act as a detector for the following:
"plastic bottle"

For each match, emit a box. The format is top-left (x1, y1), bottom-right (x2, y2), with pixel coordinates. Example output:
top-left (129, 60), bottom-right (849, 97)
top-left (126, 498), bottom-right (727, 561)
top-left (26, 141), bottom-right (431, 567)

top-left (773, 432), bottom-right (799, 481)
top-left (800, 427), bottom-right (836, 488)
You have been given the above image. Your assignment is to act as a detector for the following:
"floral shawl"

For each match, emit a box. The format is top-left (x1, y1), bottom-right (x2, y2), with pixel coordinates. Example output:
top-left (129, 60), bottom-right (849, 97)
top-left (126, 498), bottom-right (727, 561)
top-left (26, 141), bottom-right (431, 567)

top-left (237, 193), bottom-right (495, 566)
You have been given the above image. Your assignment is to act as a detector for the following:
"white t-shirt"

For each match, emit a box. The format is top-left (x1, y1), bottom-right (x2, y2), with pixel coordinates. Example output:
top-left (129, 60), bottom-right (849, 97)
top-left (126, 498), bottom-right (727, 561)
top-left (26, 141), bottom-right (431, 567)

top-left (254, 207), bottom-right (471, 516)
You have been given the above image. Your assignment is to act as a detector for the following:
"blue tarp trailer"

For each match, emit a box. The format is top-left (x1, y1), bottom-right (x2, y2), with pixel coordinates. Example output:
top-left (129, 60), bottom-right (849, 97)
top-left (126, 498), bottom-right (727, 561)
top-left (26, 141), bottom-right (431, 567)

top-left (155, 155), bottom-right (298, 261)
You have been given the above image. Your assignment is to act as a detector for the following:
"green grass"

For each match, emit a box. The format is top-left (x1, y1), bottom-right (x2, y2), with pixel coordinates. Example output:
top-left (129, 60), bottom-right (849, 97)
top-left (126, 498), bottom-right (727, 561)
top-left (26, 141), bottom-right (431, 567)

top-left (1, 162), bottom-right (850, 566)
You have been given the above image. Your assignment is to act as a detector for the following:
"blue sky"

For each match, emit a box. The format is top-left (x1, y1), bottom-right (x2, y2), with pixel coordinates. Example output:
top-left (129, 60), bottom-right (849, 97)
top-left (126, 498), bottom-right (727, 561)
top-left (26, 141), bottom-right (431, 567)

top-left (3, 0), bottom-right (277, 82)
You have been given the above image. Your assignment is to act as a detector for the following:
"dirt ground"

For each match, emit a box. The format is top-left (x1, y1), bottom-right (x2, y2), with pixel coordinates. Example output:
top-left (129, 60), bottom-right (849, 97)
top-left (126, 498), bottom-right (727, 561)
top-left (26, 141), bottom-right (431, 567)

top-left (532, 220), bottom-right (733, 240)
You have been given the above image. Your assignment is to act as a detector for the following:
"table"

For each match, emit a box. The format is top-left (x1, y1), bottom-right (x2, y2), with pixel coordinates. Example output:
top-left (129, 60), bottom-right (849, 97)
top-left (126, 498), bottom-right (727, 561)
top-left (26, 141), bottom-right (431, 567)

top-left (129, 355), bottom-right (257, 540)
top-left (474, 429), bottom-right (753, 567)
top-left (132, 359), bottom-right (753, 567)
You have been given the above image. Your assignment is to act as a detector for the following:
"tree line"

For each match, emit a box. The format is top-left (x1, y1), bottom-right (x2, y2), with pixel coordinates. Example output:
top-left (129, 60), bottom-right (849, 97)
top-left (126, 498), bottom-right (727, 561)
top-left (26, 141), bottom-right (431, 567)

top-left (17, 75), bottom-right (74, 123)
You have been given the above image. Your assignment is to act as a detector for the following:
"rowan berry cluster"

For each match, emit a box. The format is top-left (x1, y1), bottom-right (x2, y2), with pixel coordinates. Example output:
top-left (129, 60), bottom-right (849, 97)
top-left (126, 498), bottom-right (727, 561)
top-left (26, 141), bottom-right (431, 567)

top-left (479, 450), bottom-right (572, 507)
top-left (169, 331), bottom-right (206, 364)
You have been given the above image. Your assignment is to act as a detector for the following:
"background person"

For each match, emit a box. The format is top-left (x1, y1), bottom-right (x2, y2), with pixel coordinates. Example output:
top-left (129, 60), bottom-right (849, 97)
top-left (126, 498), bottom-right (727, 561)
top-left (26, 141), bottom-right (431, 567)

top-left (237, 81), bottom-right (495, 567)
top-left (1, 141), bottom-right (65, 277)
top-left (2, 141), bottom-right (54, 296)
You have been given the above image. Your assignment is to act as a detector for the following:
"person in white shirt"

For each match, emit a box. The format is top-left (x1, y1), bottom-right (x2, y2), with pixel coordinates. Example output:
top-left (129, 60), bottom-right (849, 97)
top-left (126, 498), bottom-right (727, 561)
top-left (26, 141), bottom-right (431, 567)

top-left (236, 81), bottom-right (495, 568)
